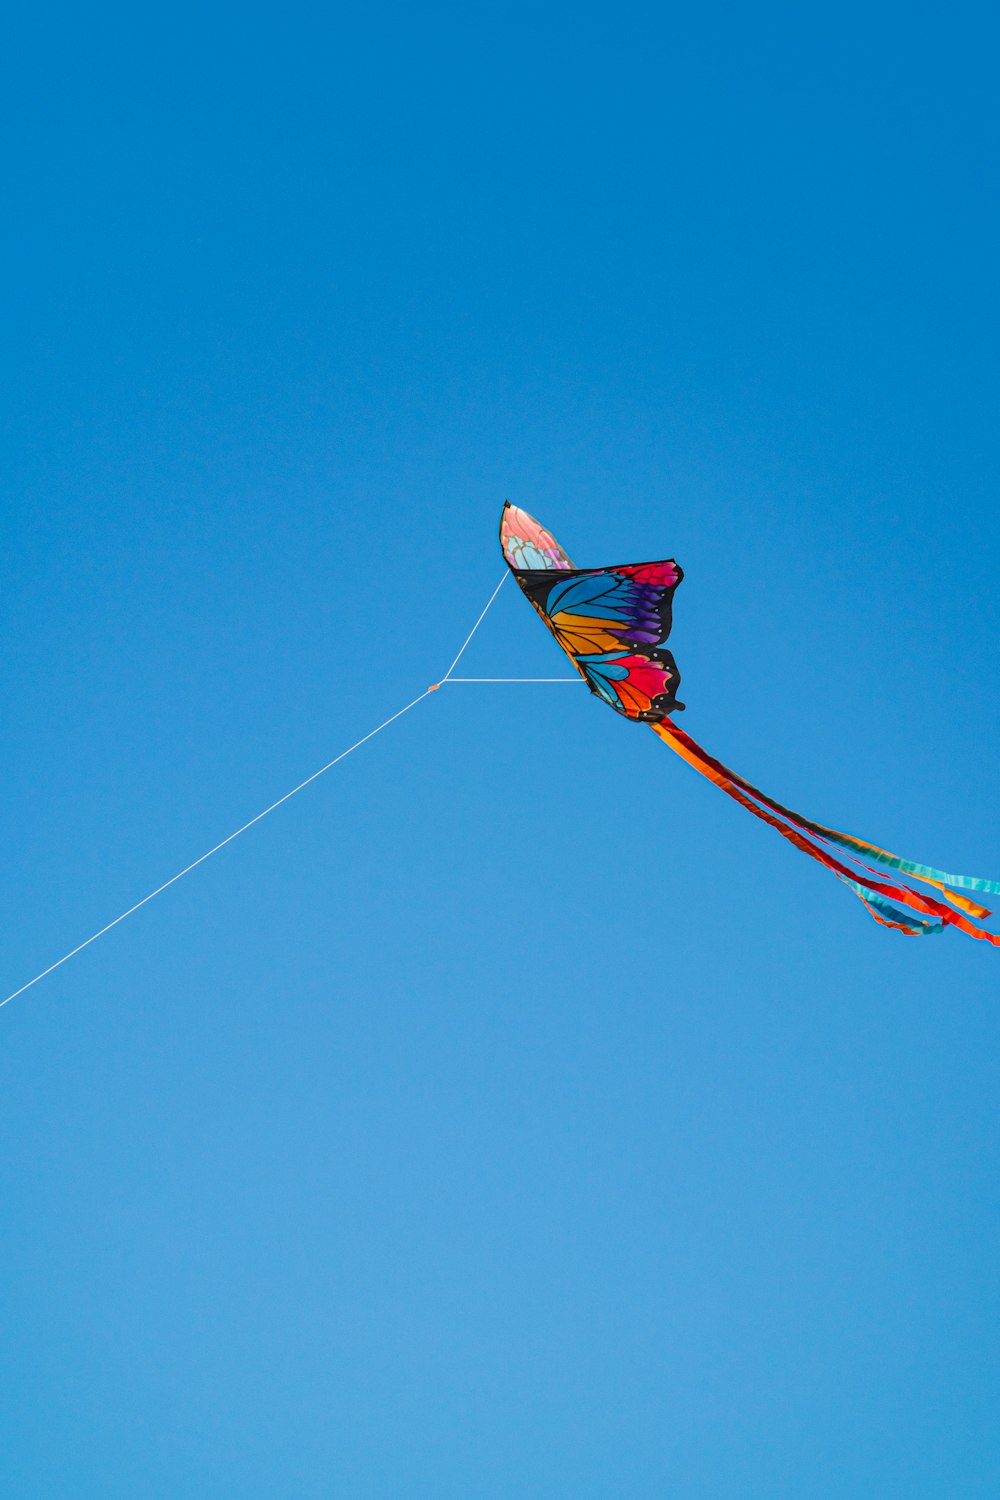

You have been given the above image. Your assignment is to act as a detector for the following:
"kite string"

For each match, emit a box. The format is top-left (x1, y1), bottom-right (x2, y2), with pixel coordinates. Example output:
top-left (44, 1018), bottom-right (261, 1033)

top-left (1, 570), bottom-right (522, 1012)
top-left (0, 570), bottom-right (549, 1013)
top-left (0, 688), bottom-right (435, 1012)
top-left (438, 571), bottom-right (509, 682)
top-left (445, 677), bottom-right (582, 683)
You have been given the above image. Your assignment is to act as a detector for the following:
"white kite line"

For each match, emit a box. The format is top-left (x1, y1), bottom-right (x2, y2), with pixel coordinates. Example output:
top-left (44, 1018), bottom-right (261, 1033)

top-left (3, 571), bottom-right (525, 1012)
top-left (437, 570), bottom-right (509, 681)
top-left (1, 691), bottom-right (432, 1011)
top-left (445, 678), bottom-right (582, 683)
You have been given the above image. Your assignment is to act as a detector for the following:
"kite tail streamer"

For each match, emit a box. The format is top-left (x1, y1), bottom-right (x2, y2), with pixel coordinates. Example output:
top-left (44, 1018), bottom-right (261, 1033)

top-left (660, 724), bottom-right (999, 916)
top-left (651, 718), bottom-right (1000, 945)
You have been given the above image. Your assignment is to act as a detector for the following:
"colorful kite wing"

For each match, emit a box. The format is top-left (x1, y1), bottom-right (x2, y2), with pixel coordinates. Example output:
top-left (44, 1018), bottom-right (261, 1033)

top-left (500, 500), bottom-right (1000, 946)
top-left (500, 503), bottom-right (575, 571)
top-left (499, 501), bottom-right (685, 722)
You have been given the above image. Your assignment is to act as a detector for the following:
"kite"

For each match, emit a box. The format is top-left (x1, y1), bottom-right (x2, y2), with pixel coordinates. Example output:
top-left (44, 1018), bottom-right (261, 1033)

top-left (6, 503), bottom-right (999, 1015)
top-left (500, 501), bottom-right (1000, 944)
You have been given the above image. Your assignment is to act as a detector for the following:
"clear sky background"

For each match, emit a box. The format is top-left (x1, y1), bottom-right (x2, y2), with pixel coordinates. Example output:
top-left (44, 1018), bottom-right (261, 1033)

top-left (4, 2), bottom-right (1000, 1495)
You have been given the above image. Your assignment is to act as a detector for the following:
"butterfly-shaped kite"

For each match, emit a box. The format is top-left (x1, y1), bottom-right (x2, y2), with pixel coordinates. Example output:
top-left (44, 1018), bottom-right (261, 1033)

top-left (500, 501), bottom-right (1000, 945)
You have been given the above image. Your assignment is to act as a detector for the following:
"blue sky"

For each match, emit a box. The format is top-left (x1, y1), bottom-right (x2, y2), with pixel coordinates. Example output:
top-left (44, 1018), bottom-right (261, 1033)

top-left (4, 2), bottom-right (1000, 1494)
